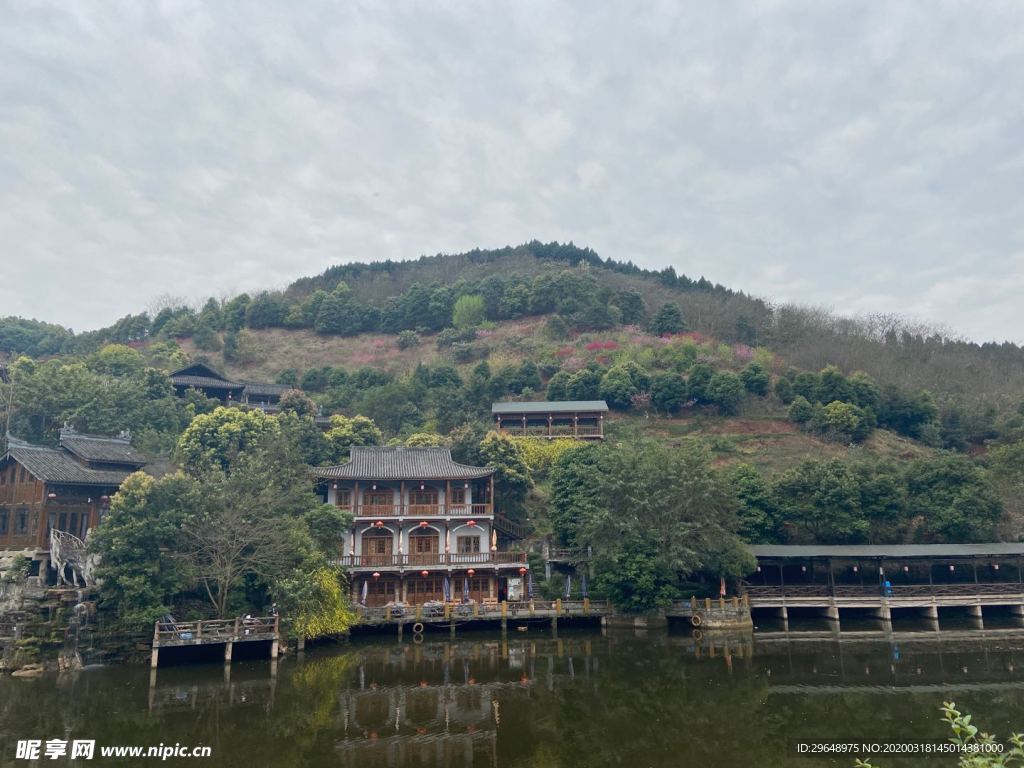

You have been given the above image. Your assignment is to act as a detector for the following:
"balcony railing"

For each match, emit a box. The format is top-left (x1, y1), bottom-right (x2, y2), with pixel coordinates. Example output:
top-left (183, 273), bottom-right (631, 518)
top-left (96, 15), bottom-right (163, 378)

top-left (334, 552), bottom-right (528, 569)
top-left (337, 503), bottom-right (493, 518)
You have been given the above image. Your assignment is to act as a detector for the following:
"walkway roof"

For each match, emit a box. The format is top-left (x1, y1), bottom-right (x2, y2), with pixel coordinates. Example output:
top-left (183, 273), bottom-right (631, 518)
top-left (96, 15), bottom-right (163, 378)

top-left (750, 544), bottom-right (1024, 559)
top-left (491, 400), bottom-right (608, 414)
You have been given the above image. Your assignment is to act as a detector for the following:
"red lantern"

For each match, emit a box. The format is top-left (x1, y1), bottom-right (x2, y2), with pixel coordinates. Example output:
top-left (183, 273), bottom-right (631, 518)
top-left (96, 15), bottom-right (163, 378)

top-left (518, 567), bottom-right (527, 575)
top-left (467, 568), bottom-right (475, 576)
top-left (467, 520), bottom-right (476, 527)
top-left (419, 521), bottom-right (428, 528)
top-left (372, 572), bottom-right (381, 579)
top-left (374, 520), bottom-right (384, 528)
top-left (47, 492), bottom-right (57, 499)
top-left (420, 570), bottom-right (429, 577)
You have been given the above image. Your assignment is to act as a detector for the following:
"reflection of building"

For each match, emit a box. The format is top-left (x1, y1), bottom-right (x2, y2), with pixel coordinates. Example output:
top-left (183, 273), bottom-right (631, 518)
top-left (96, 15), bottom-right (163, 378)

top-left (0, 427), bottom-right (147, 568)
top-left (492, 400), bottom-right (608, 439)
top-left (316, 447), bottom-right (528, 606)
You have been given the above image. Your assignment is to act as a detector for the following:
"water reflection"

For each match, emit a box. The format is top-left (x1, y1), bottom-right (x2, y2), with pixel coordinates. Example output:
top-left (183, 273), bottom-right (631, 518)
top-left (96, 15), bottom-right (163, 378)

top-left (4, 630), bottom-right (1024, 767)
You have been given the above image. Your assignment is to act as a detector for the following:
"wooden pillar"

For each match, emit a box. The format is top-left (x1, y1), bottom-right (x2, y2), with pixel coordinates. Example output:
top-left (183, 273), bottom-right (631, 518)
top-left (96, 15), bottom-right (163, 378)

top-left (224, 640), bottom-right (233, 664)
top-left (445, 480), bottom-right (451, 514)
top-left (488, 475), bottom-right (494, 511)
top-left (150, 646), bottom-right (159, 669)
top-left (547, 414), bottom-right (552, 438)
top-left (400, 480), bottom-right (405, 516)
top-left (501, 601), bottom-right (508, 634)
top-left (353, 481), bottom-right (360, 516)
top-left (573, 415), bottom-right (578, 439)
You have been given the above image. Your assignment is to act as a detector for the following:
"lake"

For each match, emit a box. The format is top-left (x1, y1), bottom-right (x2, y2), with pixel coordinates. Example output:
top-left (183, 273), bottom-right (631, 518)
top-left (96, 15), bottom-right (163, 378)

top-left (3, 623), bottom-right (1024, 767)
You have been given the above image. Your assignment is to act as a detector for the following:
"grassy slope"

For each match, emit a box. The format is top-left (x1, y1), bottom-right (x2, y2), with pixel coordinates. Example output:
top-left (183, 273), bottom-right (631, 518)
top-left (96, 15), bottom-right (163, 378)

top-left (176, 316), bottom-right (940, 475)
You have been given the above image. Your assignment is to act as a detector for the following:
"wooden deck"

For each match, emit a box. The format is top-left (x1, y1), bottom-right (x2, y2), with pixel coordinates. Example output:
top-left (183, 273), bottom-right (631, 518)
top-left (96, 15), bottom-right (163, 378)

top-left (746, 583), bottom-right (1024, 608)
top-left (354, 599), bottom-right (611, 631)
top-left (151, 616), bottom-right (280, 667)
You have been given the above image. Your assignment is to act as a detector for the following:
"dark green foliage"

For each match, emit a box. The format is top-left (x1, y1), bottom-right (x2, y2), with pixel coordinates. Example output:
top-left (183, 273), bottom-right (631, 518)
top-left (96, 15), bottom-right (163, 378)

top-left (550, 440), bottom-right (753, 611)
top-left (648, 303), bottom-right (686, 336)
top-left (774, 376), bottom-right (795, 404)
top-left (877, 386), bottom-right (938, 439)
top-left (740, 362), bottom-right (770, 396)
top-left (245, 292), bottom-right (290, 329)
top-left (706, 371), bottom-right (745, 415)
top-left (566, 368), bottom-right (602, 400)
top-left (905, 454), bottom-right (1002, 541)
top-left (787, 396), bottom-right (814, 423)
top-left (396, 330), bottom-right (420, 350)
top-left (650, 373), bottom-right (688, 414)
top-left (686, 364), bottom-right (714, 403)
top-left (546, 371), bottom-right (572, 401)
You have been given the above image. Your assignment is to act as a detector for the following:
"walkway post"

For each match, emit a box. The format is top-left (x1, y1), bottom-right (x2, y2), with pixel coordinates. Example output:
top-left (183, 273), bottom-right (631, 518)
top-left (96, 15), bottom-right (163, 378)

top-left (150, 621), bottom-right (160, 669)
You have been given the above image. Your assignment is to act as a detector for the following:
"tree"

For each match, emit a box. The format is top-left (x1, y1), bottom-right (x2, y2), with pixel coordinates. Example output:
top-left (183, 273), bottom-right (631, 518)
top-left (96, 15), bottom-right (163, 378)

top-left (551, 440), bottom-right (753, 611)
top-left (847, 371), bottom-right (880, 410)
top-left (91, 472), bottom-right (194, 627)
top-left (906, 455), bottom-right (1002, 542)
top-left (788, 395), bottom-right (814, 424)
top-left (452, 294), bottom-right (486, 329)
top-left (404, 432), bottom-right (449, 447)
top-left (600, 366), bottom-right (640, 410)
top-left (774, 376), bottom-right (795, 404)
top-left (179, 444), bottom-right (323, 617)
top-left (648, 303), bottom-right (686, 336)
top-left (397, 330), bottom-right (420, 350)
top-left (566, 368), bottom-right (602, 400)
top-left (325, 414), bottom-right (383, 460)
top-left (817, 365), bottom-right (850, 404)
top-left (740, 362), bottom-right (770, 396)
top-left (546, 371), bottom-right (572, 401)
top-left (477, 431), bottom-right (531, 519)
top-left (727, 463), bottom-right (778, 542)
top-left (706, 371), bottom-right (745, 415)
top-left (176, 406), bottom-right (280, 474)
top-left (816, 401), bottom-right (872, 442)
top-left (650, 373), bottom-right (688, 414)
top-left (273, 565), bottom-right (357, 641)
top-left (771, 459), bottom-right (870, 543)
top-left (686, 364), bottom-right (714, 403)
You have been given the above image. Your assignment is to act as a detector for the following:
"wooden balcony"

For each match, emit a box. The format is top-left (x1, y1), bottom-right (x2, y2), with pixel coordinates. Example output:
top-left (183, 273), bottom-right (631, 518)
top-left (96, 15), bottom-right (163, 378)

top-left (335, 552), bottom-right (528, 569)
top-left (338, 503), bottom-right (493, 519)
top-left (495, 424), bottom-right (603, 439)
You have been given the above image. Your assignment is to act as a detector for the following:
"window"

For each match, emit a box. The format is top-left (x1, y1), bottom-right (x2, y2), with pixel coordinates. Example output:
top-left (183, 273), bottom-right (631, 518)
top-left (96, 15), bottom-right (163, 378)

top-left (409, 488), bottom-right (438, 506)
top-left (15, 509), bottom-right (28, 535)
top-left (0, 510), bottom-right (8, 536)
top-left (335, 489), bottom-right (352, 508)
top-left (411, 533), bottom-right (438, 554)
top-left (457, 536), bottom-right (481, 554)
top-left (364, 490), bottom-right (392, 507)
top-left (449, 486), bottom-right (466, 505)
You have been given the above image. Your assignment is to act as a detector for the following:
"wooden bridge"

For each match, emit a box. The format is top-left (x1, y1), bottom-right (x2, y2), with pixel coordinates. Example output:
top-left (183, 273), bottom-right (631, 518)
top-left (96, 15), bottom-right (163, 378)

top-left (151, 616), bottom-right (280, 668)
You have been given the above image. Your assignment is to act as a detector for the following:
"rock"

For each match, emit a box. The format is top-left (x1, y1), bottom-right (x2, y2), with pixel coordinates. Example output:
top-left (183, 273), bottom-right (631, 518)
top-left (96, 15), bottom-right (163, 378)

top-left (11, 663), bottom-right (45, 678)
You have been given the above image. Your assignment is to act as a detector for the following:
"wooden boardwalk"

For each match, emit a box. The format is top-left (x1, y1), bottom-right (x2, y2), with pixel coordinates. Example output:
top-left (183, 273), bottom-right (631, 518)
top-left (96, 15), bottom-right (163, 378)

top-left (354, 599), bottom-right (610, 635)
top-left (745, 583), bottom-right (1024, 628)
top-left (151, 616), bottom-right (280, 667)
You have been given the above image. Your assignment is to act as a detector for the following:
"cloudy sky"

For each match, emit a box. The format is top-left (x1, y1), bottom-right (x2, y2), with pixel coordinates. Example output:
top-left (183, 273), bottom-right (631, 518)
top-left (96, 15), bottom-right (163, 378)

top-left (2, 1), bottom-right (1023, 341)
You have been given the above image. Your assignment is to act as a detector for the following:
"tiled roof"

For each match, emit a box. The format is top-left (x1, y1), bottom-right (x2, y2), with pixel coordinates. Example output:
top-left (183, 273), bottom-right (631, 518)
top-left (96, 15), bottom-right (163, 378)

top-left (242, 381), bottom-right (291, 397)
top-left (491, 400), bottom-right (609, 414)
top-left (5, 445), bottom-right (135, 486)
top-left (169, 362), bottom-right (233, 382)
top-left (749, 544), bottom-right (1024, 559)
top-left (315, 446), bottom-right (494, 481)
top-left (170, 374), bottom-right (244, 390)
top-left (59, 433), bottom-right (146, 467)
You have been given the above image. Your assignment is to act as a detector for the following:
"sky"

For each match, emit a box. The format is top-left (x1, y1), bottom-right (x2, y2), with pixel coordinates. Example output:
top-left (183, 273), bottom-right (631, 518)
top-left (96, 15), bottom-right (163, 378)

top-left (1, 1), bottom-right (1023, 342)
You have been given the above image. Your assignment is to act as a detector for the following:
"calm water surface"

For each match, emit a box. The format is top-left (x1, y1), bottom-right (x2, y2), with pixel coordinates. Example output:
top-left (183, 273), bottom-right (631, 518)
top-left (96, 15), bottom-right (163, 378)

top-left (3, 623), bottom-right (1024, 767)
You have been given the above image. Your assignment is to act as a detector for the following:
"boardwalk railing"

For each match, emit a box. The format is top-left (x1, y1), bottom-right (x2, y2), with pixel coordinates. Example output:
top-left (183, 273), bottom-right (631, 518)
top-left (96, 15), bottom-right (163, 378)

top-left (355, 598), bottom-right (611, 624)
top-left (335, 552), bottom-right (528, 569)
top-left (153, 616), bottom-right (279, 647)
top-left (745, 583), bottom-right (1024, 600)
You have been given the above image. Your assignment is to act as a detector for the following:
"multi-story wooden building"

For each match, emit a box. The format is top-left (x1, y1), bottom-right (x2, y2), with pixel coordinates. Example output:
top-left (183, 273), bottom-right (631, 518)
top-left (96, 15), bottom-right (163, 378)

top-left (492, 400), bottom-right (608, 439)
top-left (316, 446), bottom-right (528, 607)
top-left (0, 427), bottom-right (147, 572)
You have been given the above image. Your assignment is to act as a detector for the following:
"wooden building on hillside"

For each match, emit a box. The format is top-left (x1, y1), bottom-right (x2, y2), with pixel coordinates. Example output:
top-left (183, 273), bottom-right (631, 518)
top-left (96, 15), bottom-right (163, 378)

top-left (169, 362), bottom-right (290, 407)
top-left (491, 400), bottom-right (608, 439)
top-left (315, 447), bottom-right (528, 607)
top-left (0, 426), bottom-right (148, 572)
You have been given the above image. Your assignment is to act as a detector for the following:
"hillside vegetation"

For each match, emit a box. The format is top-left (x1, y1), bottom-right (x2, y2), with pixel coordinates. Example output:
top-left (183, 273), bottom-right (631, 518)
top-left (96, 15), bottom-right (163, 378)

top-left (3, 242), bottom-right (1024, 556)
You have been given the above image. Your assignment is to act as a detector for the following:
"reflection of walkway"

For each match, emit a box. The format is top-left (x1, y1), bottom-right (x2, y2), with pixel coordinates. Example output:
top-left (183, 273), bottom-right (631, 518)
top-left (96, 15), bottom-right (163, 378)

top-left (147, 661), bottom-right (279, 713)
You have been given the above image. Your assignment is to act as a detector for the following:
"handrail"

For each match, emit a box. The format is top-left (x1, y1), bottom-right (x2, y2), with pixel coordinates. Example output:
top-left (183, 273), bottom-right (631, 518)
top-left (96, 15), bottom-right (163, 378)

top-left (335, 552), bottom-right (528, 568)
top-left (745, 583), bottom-right (1024, 599)
top-left (338, 503), bottom-right (496, 518)
top-left (153, 616), bottom-right (278, 644)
